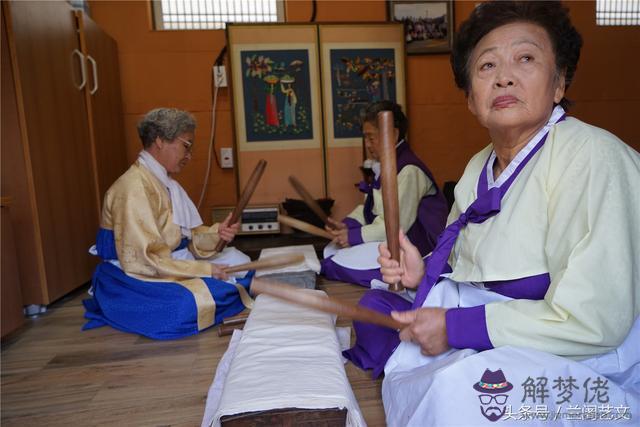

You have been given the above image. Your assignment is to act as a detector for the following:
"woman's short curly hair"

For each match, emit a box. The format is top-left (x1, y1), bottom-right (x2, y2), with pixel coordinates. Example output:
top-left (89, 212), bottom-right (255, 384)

top-left (362, 100), bottom-right (409, 142)
top-left (137, 108), bottom-right (196, 149)
top-left (450, 1), bottom-right (583, 110)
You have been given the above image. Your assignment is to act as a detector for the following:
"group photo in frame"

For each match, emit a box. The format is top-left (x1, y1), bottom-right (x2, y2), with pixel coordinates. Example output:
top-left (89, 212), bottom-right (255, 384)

top-left (388, 0), bottom-right (454, 54)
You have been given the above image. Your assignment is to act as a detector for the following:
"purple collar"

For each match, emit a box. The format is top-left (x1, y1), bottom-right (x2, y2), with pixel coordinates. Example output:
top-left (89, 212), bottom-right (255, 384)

top-left (412, 110), bottom-right (566, 309)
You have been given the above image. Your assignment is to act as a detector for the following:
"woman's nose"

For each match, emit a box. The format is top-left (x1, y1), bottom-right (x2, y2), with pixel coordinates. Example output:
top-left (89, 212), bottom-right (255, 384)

top-left (494, 66), bottom-right (515, 88)
top-left (495, 75), bottom-right (514, 88)
top-left (495, 78), bottom-right (514, 88)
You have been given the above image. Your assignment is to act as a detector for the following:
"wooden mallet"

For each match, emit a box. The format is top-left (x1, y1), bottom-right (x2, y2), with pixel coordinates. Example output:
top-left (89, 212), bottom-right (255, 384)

top-left (217, 323), bottom-right (244, 337)
top-left (215, 159), bottom-right (267, 253)
top-left (288, 175), bottom-right (336, 229)
top-left (378, 111), bottom-right (404, 292)
top-left (278, 214), bottom-right (333, 240)
top-left (222, 253), bottom-right (306, 274)
top-left (222, 312), bottom-right (249, 326)
top-left (251, 278), bottom-right (403, 330)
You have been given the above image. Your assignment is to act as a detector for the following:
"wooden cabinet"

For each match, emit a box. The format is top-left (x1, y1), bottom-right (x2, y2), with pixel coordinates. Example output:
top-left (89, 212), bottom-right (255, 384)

top-left (1, 1), bottom-right (126, 306)
top-left (1, 199), bottom-right (25, 337)
top-left (77, 11), bottom-right (128, 205)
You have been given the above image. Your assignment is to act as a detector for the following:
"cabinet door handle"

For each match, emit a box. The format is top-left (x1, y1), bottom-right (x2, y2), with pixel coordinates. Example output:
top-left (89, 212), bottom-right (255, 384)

top-left (87, 55), bottom-right (98, 95)
top-left (72, 49), bottom-right (87, 90)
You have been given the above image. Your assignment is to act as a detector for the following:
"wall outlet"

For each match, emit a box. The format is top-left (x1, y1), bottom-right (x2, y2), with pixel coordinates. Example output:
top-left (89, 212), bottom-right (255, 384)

top-left (213, 65), bottom-right (227, 87)
top-left (220, 147), bottom-right (233, 168)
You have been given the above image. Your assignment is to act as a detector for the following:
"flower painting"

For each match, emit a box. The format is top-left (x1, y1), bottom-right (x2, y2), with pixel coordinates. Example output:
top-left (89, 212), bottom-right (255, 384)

top-left (241, 49), bottom-right (313, 142)
top-left (329, 48), bottom-right (397, 139)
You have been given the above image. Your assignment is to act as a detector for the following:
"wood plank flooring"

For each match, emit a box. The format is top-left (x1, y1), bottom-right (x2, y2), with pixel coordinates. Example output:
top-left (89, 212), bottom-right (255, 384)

top-left (1, 278), bottom-right (386, 426)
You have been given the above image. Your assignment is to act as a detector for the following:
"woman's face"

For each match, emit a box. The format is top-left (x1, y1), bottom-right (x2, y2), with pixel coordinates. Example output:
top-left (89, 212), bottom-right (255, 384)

top-left (156, 131), bottom-right (194, 174)
top-left (466, 22), bottom-right (566, 135)
top-left (362, 121), bottom-right (399, 161)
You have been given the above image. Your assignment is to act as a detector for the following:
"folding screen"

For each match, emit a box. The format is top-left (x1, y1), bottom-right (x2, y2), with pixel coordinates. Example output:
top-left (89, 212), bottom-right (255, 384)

top-left (227, 23), bottom-right (405, 220)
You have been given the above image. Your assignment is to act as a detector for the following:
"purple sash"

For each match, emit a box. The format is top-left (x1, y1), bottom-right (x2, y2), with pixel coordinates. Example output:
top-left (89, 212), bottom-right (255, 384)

top-left (412, 114), bottom-right (565, 309)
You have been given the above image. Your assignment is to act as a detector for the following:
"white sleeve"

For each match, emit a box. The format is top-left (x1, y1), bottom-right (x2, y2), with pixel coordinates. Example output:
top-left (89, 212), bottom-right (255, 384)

top-left (361, 165), bottom-right (431, 243)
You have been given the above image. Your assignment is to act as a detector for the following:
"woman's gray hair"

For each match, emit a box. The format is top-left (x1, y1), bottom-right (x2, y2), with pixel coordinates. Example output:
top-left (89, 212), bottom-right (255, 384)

top-left (137, 108), bottom-right (196, 148)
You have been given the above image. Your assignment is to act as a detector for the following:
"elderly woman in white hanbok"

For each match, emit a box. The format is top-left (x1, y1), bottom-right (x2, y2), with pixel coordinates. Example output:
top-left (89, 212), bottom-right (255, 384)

top-left (344, 2), bottom-right (640, 425)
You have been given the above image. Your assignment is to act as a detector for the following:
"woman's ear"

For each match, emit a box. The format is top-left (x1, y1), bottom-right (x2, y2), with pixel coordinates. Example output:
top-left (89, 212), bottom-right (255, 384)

top-left (154, 136), bottom-right (164, 149)
top-left (554, 69), bottom-right (567, 104)
top-left (393, 128), bottom-right (400, 142)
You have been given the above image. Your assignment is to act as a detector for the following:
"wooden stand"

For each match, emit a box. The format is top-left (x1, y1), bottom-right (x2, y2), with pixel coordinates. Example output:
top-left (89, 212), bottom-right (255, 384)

top-left (221, 408), bottom-right (347, 426)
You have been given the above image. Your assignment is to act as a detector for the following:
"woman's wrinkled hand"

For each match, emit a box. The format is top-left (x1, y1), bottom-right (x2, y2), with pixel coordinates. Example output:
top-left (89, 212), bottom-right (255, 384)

top-left (326, 217), bottom-right (347, 231)
top-left (378, 230), bottom-right (424, 289)
top-left (211, 263), bottom-right (229, 280)
top-left (218, 212), bottom-right (240, 243)
top-left (392, 307), bottom-right (450, 356)
top-left (326, 218), bottom-right (350, 248)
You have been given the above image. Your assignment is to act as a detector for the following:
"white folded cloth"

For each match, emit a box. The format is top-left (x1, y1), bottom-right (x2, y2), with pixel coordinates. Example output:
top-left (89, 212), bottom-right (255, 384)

top-left (256, 244), bottom-right (321, 276)
top-left (203, 293), bottom-right (366, 427)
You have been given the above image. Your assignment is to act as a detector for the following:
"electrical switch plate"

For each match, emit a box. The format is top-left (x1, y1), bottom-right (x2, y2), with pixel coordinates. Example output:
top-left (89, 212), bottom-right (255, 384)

top-left (213, 65), bottom-right (227, 87)
top-left (220, 147), bottom-right (233, 168)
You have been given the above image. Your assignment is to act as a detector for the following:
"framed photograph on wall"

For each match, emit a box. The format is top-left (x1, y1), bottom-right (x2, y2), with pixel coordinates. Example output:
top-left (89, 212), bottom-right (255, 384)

top-left (388, 0), bottom-right (454, 54)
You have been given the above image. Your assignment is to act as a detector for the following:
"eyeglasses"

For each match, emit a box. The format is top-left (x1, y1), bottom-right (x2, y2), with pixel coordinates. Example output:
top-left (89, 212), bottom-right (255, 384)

top-left (176, 136), bottom-right (193, 153)
top-left (478, 394), bottom-right (508, 405)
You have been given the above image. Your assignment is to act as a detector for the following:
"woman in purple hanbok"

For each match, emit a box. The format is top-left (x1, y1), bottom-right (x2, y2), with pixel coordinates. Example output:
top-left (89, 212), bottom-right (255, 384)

top-left (320, 101), bottom-right (448, 288)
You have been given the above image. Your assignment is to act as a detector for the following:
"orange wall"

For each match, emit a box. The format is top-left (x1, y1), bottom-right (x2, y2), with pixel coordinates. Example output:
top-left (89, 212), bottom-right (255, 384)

top-left (89, 0), bottom-right (639, 220)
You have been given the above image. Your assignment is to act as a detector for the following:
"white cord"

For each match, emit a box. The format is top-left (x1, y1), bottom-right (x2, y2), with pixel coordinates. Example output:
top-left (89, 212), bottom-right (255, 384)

top-left (197, 77), bottom-right (221, 209)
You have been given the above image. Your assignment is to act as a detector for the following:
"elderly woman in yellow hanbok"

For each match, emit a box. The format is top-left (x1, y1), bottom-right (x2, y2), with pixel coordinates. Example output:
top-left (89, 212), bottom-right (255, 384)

top-left (83, 108), bottom-right (253, 339)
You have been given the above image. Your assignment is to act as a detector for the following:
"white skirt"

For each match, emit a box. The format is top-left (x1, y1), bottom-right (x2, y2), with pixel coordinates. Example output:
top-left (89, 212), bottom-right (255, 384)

top-left (382, 279), bottom-right (640, 426)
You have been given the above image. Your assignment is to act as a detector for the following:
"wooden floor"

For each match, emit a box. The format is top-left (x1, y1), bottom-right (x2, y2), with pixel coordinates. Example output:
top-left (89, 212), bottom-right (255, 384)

top-left (1, 278), bottom-right (385, 426)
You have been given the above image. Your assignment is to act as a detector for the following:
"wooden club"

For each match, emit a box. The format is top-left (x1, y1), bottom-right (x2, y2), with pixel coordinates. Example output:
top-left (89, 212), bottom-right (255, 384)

top-left (214, 159), bottom-right (267, 252)
top-left (378, 111), bottom-right (403, 292)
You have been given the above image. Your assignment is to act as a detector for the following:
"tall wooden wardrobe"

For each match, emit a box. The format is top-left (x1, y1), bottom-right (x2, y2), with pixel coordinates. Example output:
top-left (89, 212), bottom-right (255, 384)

top-left (1, 1), bottom-right (127, 315)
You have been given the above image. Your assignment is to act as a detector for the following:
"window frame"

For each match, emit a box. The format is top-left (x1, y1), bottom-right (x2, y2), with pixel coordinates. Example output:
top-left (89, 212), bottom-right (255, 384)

top-left (151, 0), bottom-right (285, 31)
top-left (596, 0), bottom-right (640, 26)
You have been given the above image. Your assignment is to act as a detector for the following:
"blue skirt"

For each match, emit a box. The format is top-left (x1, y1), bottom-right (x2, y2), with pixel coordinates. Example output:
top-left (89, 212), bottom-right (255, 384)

top-left (83, 261), bottom-right (253, 340)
